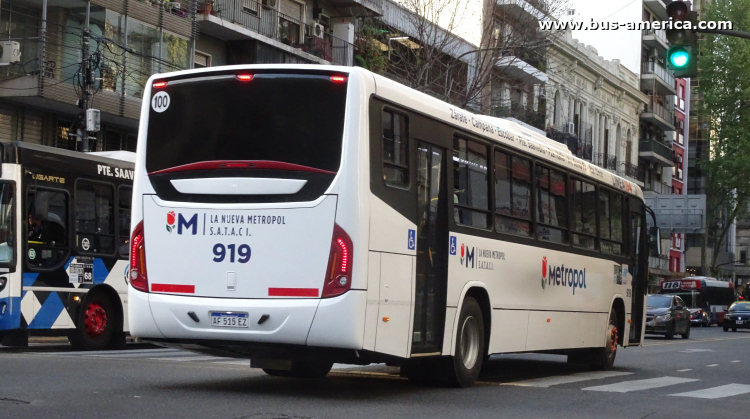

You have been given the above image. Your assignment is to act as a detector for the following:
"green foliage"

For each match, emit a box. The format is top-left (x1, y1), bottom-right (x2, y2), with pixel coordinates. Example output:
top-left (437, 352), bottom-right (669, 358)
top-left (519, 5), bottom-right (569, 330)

top-left (697, 0), bottom-right (750, 272)
top-left (354, 23), bottom-right (387, 73)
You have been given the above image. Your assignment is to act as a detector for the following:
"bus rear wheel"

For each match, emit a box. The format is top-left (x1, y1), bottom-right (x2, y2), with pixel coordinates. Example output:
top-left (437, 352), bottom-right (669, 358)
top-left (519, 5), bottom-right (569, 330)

top-left (263, 360), bottom-right (333, 379)
top-left (575, 310), bottom-right (618, 370)
top-left (68, 291), bottom-right (116, 351)
top-left (445, 296), bottom-right (485, 387)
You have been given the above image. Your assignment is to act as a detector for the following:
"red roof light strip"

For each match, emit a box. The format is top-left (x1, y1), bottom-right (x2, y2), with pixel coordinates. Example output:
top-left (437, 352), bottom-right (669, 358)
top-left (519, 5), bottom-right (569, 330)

top-left (330, 75), bottom-right (347, 83)
top-left (153, 81), bottom-right (168, 88)
top-left (237, 74), bottom-right (254, 82)
top-left (148, 160), bottom-right (336, 176)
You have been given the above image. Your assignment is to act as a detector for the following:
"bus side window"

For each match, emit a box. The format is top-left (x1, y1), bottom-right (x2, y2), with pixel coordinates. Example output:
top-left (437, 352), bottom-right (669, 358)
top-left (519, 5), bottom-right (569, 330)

top-left (75, 180), bottom-right (115, 255)
top-left (382, 110), bottom-right (409, 188)
top-left (599, 189), bottom-right (624, 254)
top-left (535, 165), bottom-right (568, 243)
top-left (453, 137), bottom-right (490, 229)
top-left (27, 188), bottom-right (69, 269)
top-left (118, 186), bottom-right (132, 259)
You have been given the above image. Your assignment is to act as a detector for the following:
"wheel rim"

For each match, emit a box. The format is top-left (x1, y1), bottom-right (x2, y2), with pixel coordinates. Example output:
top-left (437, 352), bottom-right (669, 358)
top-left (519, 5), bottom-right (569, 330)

top-left (84, 302), bottom-right (108, 338)
top-left (606, 323), bottom-right (618, 359)
top-left (459, 315), bottom-right (480, 370)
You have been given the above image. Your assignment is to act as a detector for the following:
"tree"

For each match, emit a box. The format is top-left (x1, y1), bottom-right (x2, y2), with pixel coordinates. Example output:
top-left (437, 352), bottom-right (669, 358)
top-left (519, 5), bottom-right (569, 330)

top-left (355, 0), bottom-right (570, 112)
top-left (697, 0), bottom-right (750, 274)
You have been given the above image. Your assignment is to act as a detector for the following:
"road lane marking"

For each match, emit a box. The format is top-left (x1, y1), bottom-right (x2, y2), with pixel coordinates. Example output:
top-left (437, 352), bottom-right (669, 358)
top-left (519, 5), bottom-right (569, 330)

top-left (706, 364), bottom-right (719, 367)
top-left (501, 371), bottom-right (633, 388)
top-left (679, 349), bottom-right (714, 353)
top-left (731, 360), bottom-right (741, 363)
top-left (97, 350), bottom-right (197, 359)
top-left (677, 369), bottom-right (692, 372)
top-left (670, 384), bottom-right (750, 399)
top-left (582, 377), bottom-right (699, 393)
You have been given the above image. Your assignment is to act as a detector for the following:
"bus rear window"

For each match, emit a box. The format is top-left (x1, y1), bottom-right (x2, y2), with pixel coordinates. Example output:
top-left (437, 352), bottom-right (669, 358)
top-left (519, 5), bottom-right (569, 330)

top-left (145, 73), bottom-right (348, 174)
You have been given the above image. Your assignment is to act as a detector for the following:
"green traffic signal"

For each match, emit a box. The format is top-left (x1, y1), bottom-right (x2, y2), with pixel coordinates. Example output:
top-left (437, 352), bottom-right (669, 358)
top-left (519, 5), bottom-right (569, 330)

top-left (668, 48), bottom-right (690, 68)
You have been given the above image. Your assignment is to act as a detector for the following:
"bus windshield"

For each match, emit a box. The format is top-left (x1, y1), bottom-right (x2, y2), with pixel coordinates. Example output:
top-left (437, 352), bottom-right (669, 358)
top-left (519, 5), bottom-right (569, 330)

top-left (0, 182), bottom-right (14, 264)
top-left (669, 291), bottom-right (701, 308)
top-left (145, 73), bottom-right (348, 174)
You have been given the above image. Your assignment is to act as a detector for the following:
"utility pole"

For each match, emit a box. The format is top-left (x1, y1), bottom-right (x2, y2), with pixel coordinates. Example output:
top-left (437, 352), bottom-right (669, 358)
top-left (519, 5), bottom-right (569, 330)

top-left (78, 0), bottom-right (99, 152)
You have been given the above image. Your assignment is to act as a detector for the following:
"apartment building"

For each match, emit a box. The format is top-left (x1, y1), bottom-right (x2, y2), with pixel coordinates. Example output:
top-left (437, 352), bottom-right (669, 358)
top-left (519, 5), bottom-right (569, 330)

top-left (545, 30), bottom-right (646, 184)
top-left (0, 0), bottom-right (195, 151)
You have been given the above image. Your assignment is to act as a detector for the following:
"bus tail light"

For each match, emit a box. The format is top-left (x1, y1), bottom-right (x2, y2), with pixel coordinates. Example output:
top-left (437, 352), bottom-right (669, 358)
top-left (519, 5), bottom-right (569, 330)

top-left (322, 223), bottom-right (353, 298)
top-left (130, 220), bottom-right (149, 293)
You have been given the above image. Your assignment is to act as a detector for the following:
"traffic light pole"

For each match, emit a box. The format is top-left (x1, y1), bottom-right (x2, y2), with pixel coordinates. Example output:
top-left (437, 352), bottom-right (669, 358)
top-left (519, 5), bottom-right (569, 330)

top-left (695, 28), bottom-right (750, 41)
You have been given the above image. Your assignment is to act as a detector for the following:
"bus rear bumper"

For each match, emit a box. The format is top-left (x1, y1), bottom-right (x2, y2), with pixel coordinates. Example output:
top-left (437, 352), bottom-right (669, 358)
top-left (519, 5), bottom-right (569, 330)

top-left (129, 288), bottom-right (366, 348)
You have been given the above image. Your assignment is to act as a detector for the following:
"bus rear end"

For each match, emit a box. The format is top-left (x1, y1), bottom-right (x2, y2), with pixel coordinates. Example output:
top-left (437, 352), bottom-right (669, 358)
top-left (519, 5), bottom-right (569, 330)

top-left (129, 67), bottom-right (367, 366)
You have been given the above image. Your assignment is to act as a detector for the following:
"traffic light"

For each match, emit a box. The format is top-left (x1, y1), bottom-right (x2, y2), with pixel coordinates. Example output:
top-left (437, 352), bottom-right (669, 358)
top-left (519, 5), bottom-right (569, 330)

top-left (665, 1), bottom-right (698, 78)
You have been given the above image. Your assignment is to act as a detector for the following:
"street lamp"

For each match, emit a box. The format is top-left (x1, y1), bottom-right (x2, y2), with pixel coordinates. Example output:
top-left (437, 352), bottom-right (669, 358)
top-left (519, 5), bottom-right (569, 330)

top-left (387, 36), bottom-right (409, 59)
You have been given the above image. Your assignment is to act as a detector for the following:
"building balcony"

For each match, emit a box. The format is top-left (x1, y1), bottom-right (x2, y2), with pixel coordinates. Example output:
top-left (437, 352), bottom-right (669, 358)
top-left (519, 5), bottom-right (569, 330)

top-left (546, 122), bottom-right (580, 155)
top-left (644, 0), bottom-right (670, 20)
top-left (641, 29), bottom-right (668, 55)
top-left (496, 0), bottom-right (547, 21)
top-left (199, 0), bottom-right (354, 66)
top-left (620, 162), bottom-right (639, 179)
top-left (316, 0), bottom-right (383, 16)
top-left (593, 153), bottom-right (618, 171)
top-left (496, 56), bottom-right (548, 84)
top-left (643, 180), bottom-right (672, 195)
top-left (641, 99), bottom-right (675, 131)
top-left (492, 104), bottom-right (545, 131)
top-left (641, 61), bottom-right (676, 96)
top-left (639, 138), bottom-right (674, 167)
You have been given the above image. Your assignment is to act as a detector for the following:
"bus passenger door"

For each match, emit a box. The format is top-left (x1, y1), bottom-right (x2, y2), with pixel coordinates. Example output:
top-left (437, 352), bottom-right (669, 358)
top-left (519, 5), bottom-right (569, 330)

top-left (629, 205), bottom-right (647, 344)
top-left (411, 142), bottom-right (448, 355)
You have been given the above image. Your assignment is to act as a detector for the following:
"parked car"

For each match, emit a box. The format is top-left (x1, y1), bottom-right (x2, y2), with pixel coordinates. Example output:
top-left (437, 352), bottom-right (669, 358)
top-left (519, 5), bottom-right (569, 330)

top-left (645, 294), bottom-right (691, 339)
top-left (723, 302), bottom-right (750, 332)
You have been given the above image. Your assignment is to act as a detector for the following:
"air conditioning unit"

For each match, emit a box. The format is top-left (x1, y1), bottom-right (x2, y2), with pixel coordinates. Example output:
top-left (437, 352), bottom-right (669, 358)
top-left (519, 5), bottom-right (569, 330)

top-left (0, 41), bottom-right (21, 65)
top-left (314, 23), bottom-right (325, 38)
top-left (567, 122), bottom-right (575, 134)
top-left (538, 86), bottom-right (546, 99)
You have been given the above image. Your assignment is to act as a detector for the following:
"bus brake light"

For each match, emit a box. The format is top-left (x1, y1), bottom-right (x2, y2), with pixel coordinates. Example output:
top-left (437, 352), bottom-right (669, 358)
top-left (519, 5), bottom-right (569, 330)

top-left (330, 75), bottom-right (347, 83)
top-left (237, 74), bottom-right (254, 82)
top-left (130, 220), bottom-right (149, 293)
top-left (153, 81), bottom-right (168, 88)
top-left (323, 223), bottom-right (353, 298)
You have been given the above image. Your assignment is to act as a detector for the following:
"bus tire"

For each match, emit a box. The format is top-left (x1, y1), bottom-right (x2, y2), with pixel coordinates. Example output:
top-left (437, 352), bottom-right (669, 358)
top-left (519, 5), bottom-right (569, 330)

top-left (446, 296), bottom-right (485, 387)
top-left (68, 291), bottom-right (116, 351)
top-left (590, 310), bottom-right (618, 371)
top-left (263, 360), bottom-right (333, 379)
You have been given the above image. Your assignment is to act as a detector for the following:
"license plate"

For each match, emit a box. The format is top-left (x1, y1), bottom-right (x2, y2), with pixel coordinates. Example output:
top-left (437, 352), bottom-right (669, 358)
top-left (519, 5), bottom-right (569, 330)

top-left (737, 320), bottom-right (745, 325)
top-left (210, 312), bottom-right (249, 328)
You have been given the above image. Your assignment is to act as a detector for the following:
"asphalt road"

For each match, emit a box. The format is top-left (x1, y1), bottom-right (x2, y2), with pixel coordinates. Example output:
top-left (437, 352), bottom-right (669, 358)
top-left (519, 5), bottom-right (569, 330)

top-left (1, 327), bottom-right (749, 419)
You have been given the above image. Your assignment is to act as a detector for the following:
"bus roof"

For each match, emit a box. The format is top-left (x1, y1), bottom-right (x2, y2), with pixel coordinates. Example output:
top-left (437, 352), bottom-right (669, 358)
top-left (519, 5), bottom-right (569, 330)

top-left (145, 64), bottom-right (643, 200)
top-left (87, 150), bottom-right (137, 163)
top-left (683, 277), bottom-right (733, 288)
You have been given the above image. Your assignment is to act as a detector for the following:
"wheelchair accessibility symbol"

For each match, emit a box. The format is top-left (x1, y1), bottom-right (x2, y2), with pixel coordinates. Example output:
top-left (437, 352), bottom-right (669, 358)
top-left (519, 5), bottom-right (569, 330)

top-left (449, 236), bottom-right (457, 255)
top-left (408, 229), bottom-right (416, 250)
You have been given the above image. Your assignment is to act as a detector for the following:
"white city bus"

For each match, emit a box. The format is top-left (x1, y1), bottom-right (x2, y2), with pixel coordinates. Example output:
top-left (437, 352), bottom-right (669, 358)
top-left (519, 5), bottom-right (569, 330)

top-left (129, 65), bottom-right (650, 386)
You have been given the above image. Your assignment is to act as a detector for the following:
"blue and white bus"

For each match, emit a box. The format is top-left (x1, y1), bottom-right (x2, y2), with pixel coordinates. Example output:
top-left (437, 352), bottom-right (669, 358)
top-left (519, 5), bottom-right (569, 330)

top-left (0, 143), bottom-right (134, 350)
top-left (129, 65), bottom-right (651, 386)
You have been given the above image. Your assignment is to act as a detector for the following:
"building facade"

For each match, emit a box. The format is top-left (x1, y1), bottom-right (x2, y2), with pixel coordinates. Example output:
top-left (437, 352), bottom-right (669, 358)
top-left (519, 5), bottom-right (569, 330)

top-left (545, 30), bottom-right (646, 183)
top-left (0, 0), bottom-right (196, 151)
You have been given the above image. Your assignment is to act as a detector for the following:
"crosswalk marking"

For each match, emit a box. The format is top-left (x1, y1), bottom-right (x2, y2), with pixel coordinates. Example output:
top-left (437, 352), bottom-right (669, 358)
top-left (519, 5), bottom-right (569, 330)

top-left (583, 377), bottom-right (699, 393)
top-left (502, 371), bottom-right (633, 388)
top-left (670, 384), bottom-right (750, 399)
